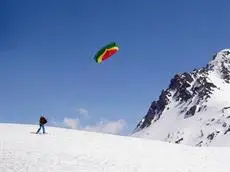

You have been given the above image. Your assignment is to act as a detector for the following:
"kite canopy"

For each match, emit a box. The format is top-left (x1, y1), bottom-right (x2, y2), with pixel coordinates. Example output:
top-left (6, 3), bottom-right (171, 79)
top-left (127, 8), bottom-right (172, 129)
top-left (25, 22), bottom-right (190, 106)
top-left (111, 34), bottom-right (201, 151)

top-left (94, 42), bottom-right (119, 64)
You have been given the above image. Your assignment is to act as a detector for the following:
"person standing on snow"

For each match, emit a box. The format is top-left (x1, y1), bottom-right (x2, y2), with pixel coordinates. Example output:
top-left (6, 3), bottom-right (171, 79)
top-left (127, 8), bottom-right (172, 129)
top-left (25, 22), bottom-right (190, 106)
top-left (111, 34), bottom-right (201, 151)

top-left (36, 116), bottom-right (47, 134)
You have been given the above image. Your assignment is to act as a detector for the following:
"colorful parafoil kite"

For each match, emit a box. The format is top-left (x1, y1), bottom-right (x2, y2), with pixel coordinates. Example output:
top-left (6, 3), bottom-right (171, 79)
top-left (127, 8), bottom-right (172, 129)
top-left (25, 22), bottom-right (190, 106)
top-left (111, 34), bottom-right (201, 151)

top-left (94, 42), bottom-right (119, 64)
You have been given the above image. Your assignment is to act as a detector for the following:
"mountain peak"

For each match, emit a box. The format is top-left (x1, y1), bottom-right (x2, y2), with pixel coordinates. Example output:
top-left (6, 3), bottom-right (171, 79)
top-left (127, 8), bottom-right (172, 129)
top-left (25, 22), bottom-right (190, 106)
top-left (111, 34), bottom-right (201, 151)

top-left (208, 49), bottom-right (230, 69)
top-left (213, 49), bottom-right (230, 61)
top-left (133, 48), bottom-right (230, 146)
top-left (207, 49), bottom-right (230, 83)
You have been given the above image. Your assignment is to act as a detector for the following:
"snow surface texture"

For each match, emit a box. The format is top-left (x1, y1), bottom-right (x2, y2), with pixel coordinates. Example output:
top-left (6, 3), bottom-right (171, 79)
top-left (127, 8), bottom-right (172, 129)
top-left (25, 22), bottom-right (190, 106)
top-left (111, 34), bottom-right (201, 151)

top-left (1, 123), bottom-right (230, 172)
top-left (133, 49), bottom-right (230, 146)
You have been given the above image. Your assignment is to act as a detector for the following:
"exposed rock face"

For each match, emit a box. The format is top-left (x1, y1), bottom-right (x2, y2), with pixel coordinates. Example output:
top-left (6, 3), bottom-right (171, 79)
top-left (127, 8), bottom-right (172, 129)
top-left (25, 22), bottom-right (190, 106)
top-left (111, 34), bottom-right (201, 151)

top-left (135, 69), bottom-right (217, 130)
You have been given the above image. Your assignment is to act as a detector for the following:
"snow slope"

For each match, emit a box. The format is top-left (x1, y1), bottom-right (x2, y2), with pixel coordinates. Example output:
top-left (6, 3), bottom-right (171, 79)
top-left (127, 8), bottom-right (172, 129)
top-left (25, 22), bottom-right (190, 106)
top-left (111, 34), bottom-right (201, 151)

top-left (1, 123), bottom-right (230, 172)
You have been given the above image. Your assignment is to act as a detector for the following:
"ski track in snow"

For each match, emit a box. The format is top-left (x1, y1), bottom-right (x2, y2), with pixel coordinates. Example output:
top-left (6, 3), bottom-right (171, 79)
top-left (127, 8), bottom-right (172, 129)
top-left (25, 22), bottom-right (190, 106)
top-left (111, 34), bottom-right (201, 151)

top-left (1, 123), bottom-right (230, 172)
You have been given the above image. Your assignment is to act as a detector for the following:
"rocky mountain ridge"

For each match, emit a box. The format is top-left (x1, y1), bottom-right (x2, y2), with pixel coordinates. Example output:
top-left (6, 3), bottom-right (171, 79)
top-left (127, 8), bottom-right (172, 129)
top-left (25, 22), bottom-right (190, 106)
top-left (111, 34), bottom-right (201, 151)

top-left (133, 49), bottom-right (230, 146)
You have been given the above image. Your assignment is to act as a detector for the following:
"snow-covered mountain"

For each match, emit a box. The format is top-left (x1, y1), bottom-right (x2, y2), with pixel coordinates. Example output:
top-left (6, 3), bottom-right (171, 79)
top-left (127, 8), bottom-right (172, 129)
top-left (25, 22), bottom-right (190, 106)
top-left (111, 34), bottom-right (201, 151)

top-left (1, 123), bottom-right (230, 172)
top-left (133, 49), bottom-right (230, 147)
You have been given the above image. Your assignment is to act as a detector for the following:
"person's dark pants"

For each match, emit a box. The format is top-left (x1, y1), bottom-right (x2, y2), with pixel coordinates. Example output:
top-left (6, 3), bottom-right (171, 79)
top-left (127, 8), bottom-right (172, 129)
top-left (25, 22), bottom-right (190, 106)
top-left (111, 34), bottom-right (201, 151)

top-left (36, 124), bottom-right (45, 134)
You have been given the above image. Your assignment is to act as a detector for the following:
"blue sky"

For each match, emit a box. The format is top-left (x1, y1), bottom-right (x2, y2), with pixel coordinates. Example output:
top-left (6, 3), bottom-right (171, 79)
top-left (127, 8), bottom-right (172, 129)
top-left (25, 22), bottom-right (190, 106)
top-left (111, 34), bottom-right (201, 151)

top-left (1, 0), bottom-right (230, 135)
